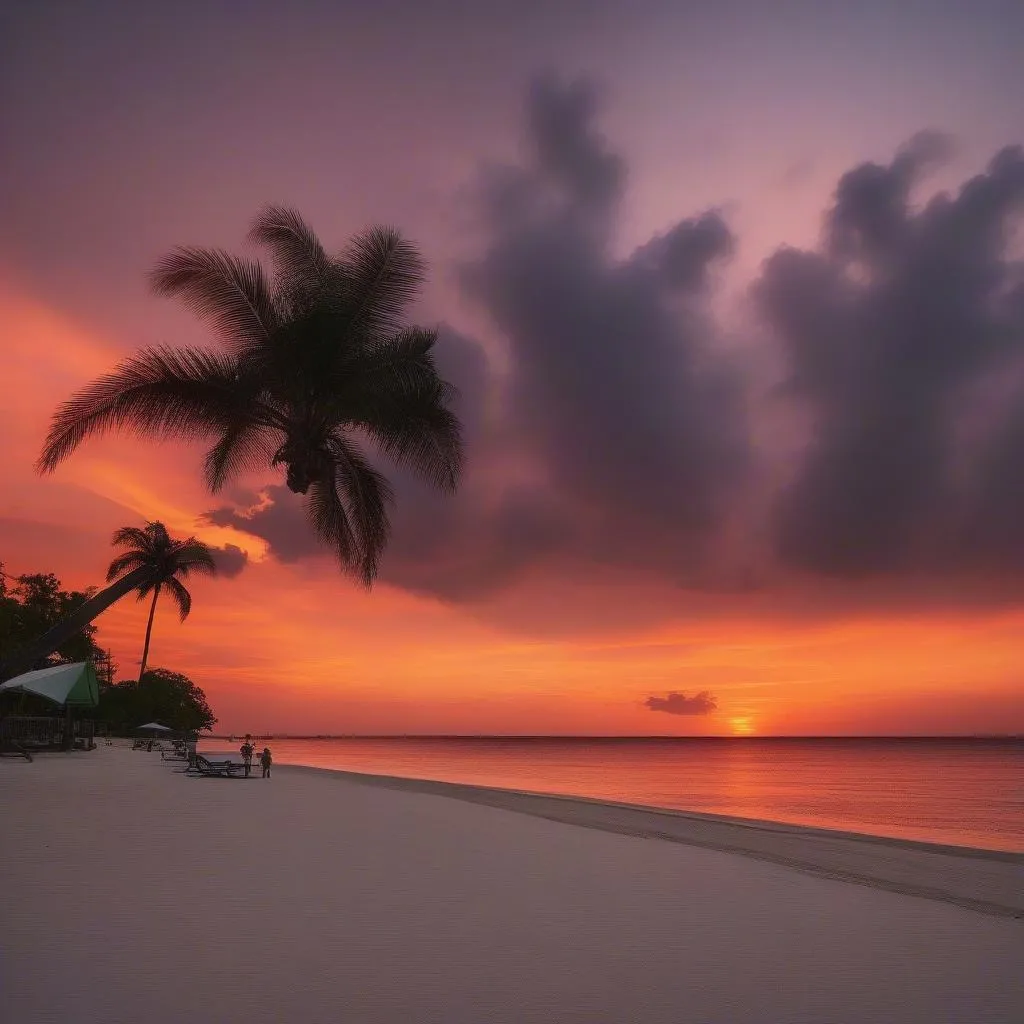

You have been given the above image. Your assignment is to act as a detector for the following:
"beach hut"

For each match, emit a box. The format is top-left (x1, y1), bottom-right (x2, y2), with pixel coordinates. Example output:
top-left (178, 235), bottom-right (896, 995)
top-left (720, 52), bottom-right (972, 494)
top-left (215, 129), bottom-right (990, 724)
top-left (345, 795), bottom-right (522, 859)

top-left (0, 662), bottom-right (100, 750)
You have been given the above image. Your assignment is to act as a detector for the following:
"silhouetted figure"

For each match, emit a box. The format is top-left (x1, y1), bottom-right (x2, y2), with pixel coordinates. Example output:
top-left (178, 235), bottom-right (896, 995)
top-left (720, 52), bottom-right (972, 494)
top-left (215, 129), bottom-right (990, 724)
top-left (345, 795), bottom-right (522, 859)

top-left (260, 747), bottom-right (272, 779)
top-left (240, 735), bottom-right (254, 777)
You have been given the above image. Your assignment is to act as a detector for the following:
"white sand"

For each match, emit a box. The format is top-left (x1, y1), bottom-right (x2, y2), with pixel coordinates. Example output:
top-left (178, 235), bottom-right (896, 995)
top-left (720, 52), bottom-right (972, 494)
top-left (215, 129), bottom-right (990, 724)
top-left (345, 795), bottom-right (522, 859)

top-left (2, 746), bottom-right (1022, 1024)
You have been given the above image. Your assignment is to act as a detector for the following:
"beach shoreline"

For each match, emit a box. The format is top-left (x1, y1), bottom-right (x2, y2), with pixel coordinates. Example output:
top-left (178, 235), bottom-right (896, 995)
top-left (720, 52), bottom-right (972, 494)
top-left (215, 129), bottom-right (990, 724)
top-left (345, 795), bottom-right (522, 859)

top-left (269, 761), bottom-right (1024, 919)
top-left (203, 734), bottom-right (1024, 854)
top-left (277, 760), bottom-right (1024, 859)
top-left (3, 746), bottom-right (1022, 1023)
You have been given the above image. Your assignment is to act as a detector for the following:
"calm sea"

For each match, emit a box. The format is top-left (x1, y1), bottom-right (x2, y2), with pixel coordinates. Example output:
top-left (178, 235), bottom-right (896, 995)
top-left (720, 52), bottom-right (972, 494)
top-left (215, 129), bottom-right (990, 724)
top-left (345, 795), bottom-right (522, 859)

top-left (205, 737), bottom-right (1024, 852)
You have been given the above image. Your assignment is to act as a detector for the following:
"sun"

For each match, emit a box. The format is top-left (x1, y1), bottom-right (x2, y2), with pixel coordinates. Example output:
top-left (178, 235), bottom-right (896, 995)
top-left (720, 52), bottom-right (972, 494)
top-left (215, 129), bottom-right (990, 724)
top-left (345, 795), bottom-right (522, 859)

top-left (729, 716), bottom-right (756, 736)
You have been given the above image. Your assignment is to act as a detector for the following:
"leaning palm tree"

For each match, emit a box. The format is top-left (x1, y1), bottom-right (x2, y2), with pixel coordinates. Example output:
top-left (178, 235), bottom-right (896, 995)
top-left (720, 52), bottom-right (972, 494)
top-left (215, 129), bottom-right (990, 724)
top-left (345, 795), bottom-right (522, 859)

top-left (107, 522), bottom-right (216, 682)
top-left (37, 206), bottom-right (464, 585)
top-left (0, 525), bottom-right (216, 682)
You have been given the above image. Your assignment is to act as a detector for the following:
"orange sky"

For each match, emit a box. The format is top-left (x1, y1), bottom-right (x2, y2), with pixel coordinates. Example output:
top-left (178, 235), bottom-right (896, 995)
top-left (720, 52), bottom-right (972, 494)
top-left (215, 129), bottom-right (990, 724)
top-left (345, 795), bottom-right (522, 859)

top-left (4, 4), bottom-right (1024, 735)
top-left (2, 285), bottom-right (1022, 735)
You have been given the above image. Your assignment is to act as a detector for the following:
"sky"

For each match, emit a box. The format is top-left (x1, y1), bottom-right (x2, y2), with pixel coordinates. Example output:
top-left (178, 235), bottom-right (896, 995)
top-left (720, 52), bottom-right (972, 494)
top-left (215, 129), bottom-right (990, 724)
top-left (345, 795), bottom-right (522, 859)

top-left (2, 0), bottom-right (1024, 735)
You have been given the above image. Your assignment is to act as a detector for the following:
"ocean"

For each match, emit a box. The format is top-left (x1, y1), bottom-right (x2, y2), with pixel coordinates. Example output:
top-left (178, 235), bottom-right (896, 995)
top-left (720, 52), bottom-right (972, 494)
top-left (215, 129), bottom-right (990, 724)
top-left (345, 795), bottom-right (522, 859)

top-left (205, 736), bottom-right (1024, 852)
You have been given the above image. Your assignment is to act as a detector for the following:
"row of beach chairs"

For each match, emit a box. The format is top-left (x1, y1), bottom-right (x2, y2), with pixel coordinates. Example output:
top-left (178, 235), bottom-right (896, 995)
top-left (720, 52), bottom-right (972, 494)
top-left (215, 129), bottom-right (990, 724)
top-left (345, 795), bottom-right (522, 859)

top-left (159, 744), bottom-right (248, 778)
top-left (190, 754), bottom-right (247, 778)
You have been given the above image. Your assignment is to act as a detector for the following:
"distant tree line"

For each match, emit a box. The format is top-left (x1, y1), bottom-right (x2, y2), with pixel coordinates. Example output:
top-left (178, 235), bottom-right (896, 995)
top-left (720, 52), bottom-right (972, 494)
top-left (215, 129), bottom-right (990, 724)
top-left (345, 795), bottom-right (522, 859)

top-left (0, 566), bottom-right (103, 666)
top-left (99, 667), bottom-right (216, 734)
top-left (0, 564), bottom-right (216, 732)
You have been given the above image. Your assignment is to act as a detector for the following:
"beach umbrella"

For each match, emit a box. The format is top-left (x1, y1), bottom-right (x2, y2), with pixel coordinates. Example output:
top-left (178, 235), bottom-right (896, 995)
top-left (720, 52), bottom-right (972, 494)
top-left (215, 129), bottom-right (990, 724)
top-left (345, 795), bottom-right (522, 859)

top-left (0, 662), bottom-right (100, 708)
top-left (136, 722), bottom-right (174, 734)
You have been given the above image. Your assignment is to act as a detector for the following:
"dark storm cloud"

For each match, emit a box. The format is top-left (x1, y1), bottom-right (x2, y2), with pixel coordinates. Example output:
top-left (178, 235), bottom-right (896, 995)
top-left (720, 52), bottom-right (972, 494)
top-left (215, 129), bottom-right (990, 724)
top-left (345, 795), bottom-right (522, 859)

top-left (644, 691), bottom-right (718, 716)
top-left (202, 489), bottom-right (318, 565)
top-left (524, 75), bottom-right (625, 214)
top-left (210, 544), bottom-right (248, 579)
top-left (460, 74), bottom-right (749, 575)
top-left (200, 77), bottom-right (1024, 619)
top-left (755, 139), bottom-right (1024, 577)
top-left (202, 75), bottom-right (750, 599)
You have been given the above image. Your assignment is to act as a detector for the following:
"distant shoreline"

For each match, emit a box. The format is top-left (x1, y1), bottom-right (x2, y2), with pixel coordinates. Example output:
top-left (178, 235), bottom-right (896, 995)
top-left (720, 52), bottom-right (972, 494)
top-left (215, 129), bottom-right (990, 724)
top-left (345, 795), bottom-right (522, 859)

top-left (206, 733), bottom-right (1024, 741)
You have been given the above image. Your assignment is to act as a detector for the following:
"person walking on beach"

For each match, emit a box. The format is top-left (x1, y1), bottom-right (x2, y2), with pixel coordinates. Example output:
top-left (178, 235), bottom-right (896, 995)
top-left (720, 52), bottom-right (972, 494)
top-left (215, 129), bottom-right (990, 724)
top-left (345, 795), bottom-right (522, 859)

top-left (260, 746), bottom-right (273, 779)
top-left (240, 735), bottom-right (254, 777)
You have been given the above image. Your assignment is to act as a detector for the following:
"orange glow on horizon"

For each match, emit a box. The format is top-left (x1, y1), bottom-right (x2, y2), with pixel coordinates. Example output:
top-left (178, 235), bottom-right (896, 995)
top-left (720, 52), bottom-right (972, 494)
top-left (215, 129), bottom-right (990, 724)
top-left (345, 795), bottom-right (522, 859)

top-left (2, 286), bottom-right (1024, 736)
top-left (729, 717), bottom-right (756, 736)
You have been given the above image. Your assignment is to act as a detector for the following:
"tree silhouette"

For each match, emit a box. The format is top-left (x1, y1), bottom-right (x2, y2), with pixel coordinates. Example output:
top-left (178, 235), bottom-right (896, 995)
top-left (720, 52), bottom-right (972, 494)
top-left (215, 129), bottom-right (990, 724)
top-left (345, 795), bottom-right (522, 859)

top-left (38, 207), bottom-right (464, 584)
top-left (106, 522), bottom-right (216, 682)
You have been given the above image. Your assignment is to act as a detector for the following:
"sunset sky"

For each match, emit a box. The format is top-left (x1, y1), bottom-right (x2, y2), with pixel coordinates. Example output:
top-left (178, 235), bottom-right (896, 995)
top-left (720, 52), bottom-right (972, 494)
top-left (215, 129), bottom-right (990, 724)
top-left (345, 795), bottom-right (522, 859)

top-left (3, 0), bottom-right (1024, 735)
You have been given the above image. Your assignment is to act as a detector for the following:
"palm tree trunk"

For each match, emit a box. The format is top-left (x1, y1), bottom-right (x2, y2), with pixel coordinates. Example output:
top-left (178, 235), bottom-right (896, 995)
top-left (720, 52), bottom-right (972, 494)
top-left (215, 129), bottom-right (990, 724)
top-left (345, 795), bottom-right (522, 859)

top-left (138, 584), bottom-right (161, 684)
top-left (0, 565), bottom-right (155, 681)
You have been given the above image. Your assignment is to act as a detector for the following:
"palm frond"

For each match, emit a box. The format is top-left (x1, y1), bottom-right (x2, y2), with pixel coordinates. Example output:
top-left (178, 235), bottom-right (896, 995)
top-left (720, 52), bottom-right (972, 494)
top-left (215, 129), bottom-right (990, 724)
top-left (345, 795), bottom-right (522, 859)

top-left (306, 477), bottom-right (362, 580)
top-left (111, 525), bottom-right (154, 552)
top-left (249, 206), bottom-right (332, 295)
top-left (355, 327), bottom-right (449, 391)
top-left (164, 577), bottom-right (193, 621)
top-left (145, 522), bottom-right (172, 547)
top-left (338, 226), bottom-right (427, 341)
top-left (340, 338), bottom-right (463, 492)
top-left (330, 328), bottom-right (464, 490)
top-left (105, 551), bottom-right (149, 583)
top-left (149, 247), bottom-right (278, 352)
top-left (202, 421), bottom-right (281, 492)
top-left (319, 436), bottom-right (394, 584)
top-left (170, 539), bottom-right (218, 576)
top-left (361, 396), bottom-right (464, 492)
top-left (38, 347), bottom-right (252, 473)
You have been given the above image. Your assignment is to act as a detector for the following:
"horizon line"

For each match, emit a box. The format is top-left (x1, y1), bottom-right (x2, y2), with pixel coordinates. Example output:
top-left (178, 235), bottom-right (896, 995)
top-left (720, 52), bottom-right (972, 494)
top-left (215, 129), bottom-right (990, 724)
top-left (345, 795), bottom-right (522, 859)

top-left (206, 733), bottom-right (1024, 740)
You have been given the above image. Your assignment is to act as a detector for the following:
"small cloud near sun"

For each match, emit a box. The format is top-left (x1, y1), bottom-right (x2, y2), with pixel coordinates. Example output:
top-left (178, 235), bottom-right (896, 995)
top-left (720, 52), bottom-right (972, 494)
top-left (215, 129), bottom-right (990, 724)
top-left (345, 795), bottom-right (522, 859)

top-left (643, 691), bottom-right (718, 716)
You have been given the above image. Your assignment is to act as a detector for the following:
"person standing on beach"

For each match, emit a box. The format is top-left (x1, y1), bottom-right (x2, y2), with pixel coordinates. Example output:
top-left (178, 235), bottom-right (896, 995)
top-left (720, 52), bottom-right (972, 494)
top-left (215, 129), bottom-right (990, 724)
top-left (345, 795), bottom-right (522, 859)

top-left (240, 735), bottom-right (254, 777)
top-left (260, 747), bottom-right (273, 779)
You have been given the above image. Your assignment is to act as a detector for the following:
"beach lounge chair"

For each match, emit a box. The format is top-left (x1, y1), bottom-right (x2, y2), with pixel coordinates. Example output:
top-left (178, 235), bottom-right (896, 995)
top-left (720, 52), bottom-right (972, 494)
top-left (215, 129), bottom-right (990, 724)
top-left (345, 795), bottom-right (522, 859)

top-left (190, 754), bottom-right (247, 778)
top-left (0, 738), bottom-right (32, 761)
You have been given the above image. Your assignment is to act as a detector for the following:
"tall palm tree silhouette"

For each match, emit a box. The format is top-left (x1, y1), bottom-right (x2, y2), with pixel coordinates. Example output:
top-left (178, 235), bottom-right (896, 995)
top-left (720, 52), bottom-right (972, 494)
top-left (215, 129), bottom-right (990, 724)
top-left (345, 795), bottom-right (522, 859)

top-left (107, 522), bottom-right (217, 683)
top-left (38, 206), bottom-right (464, 585)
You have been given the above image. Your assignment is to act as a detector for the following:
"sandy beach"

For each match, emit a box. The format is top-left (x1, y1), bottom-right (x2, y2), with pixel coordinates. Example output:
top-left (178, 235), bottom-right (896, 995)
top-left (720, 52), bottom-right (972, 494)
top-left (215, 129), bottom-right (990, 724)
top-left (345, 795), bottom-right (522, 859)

top-left (3, 746), bottom-right (1022, 1024)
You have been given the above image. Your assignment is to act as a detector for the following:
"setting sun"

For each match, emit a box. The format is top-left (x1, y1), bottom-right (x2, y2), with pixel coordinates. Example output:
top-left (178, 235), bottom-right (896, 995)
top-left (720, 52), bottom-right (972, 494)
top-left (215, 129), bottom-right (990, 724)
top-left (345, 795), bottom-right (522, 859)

top-left (729, 717), bottom-right (756, 736)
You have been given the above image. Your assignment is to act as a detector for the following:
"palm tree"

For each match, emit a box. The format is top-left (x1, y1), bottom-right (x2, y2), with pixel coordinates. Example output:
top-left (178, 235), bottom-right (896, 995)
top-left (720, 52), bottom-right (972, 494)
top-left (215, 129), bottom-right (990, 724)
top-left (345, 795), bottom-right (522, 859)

top-left (37, 206), bottom-right (464, 584)
top-left (0, 525), bottom-right (214, 682)
top-left (107, 522), bottom-right (216, 683)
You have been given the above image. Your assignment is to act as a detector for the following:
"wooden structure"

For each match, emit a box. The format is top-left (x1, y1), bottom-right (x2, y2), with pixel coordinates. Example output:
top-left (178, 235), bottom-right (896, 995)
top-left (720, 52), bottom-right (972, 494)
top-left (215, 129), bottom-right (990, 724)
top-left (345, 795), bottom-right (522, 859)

top-left (0, 714), bottom-right (96, 754)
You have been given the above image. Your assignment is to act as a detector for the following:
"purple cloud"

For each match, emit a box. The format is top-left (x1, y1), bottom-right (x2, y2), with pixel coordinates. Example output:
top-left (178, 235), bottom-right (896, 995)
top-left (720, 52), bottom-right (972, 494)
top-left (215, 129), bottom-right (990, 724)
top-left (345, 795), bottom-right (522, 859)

top-left (644, 691), bottom-right (718, 716)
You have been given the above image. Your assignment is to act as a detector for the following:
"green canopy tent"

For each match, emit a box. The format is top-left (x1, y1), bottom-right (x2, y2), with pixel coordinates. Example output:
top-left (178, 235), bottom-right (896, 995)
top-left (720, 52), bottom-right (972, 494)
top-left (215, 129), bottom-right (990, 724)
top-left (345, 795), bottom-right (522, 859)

top-left (0, 662), bottom-right (100, 750)
top-left (0, 662), bottom-right (101, 708)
